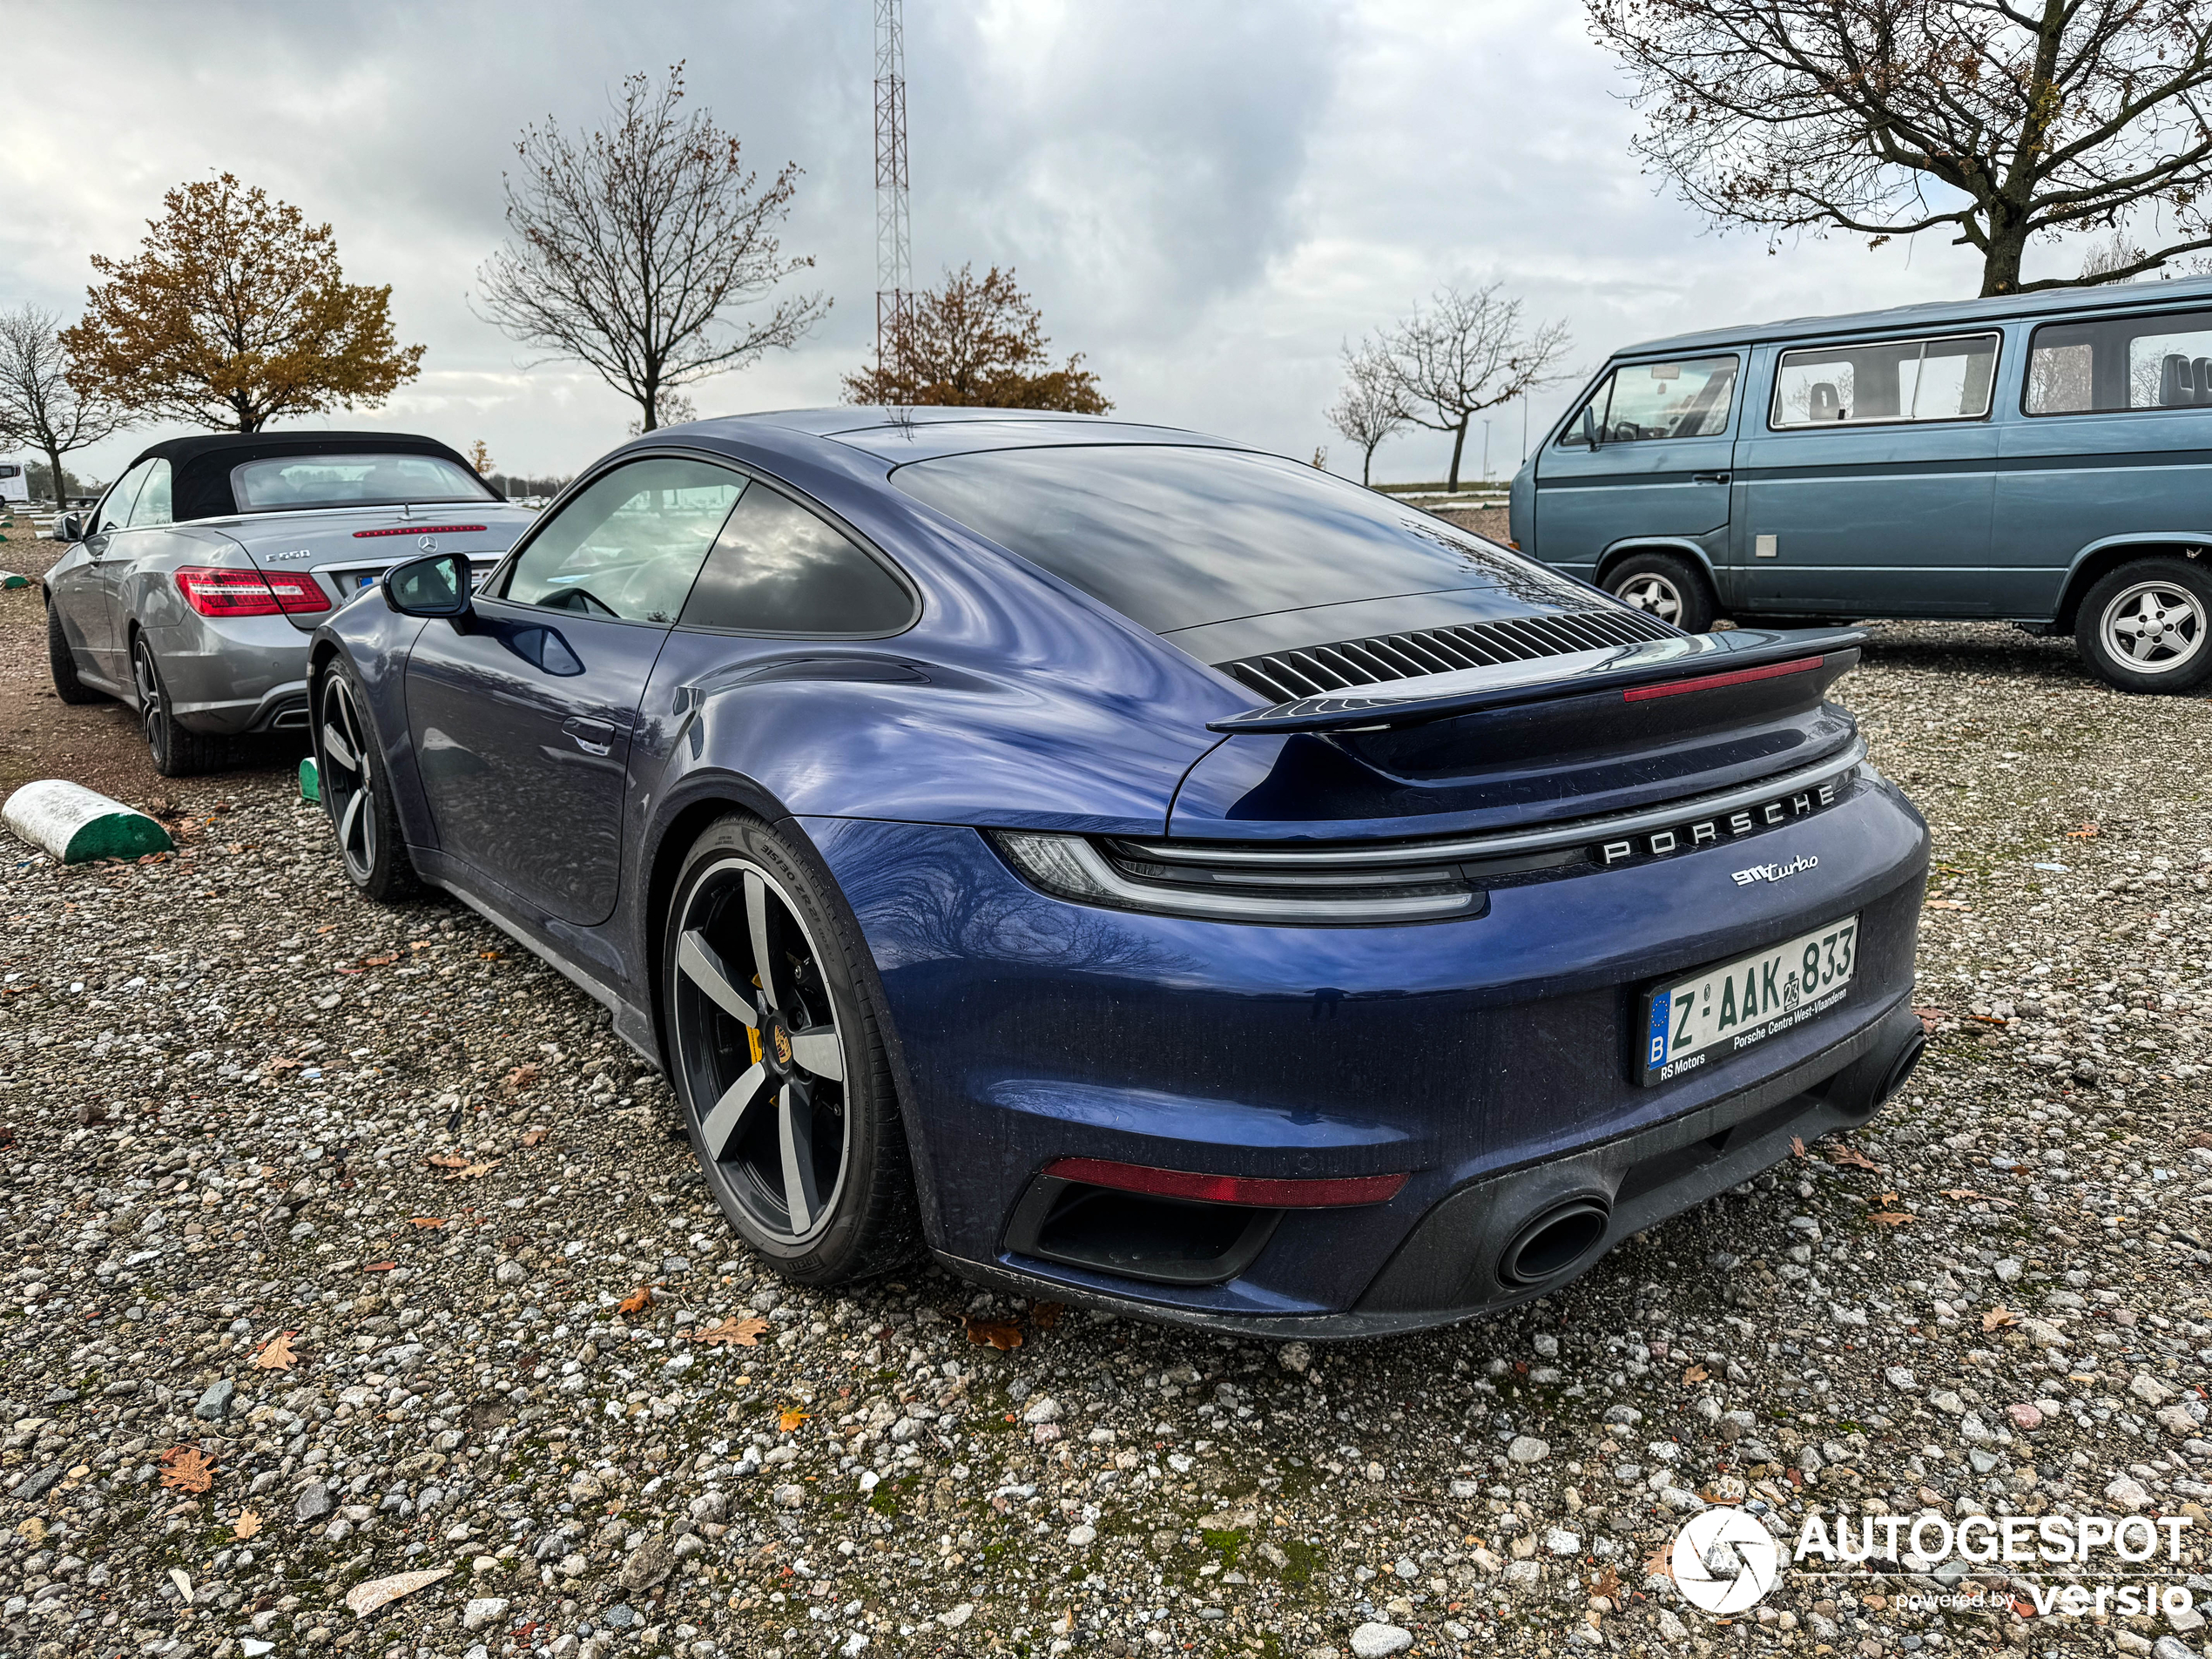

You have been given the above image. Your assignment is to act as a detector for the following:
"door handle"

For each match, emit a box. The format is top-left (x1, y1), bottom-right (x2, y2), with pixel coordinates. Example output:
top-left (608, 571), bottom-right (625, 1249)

top-left (562, 717), bottom-right (615, 756)
top-left (1691, 471), bottom-right (1730, 485)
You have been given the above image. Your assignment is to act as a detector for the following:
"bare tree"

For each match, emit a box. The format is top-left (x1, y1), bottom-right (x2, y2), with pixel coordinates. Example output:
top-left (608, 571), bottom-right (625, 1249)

top-left (475, 64), bottom-right (827, 433)
top-left (1587, 1), bottom-right (2212, 297)
top-left (1325, 342), bottom-right (1413, 488)
top-left (1379, 284), bottom-right (1571, 493)
top-left (0, 305), bottom-right (128, 509)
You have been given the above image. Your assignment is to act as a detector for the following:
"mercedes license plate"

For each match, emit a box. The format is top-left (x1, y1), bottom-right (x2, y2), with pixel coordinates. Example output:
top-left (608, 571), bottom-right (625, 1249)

top-left (1638, 914), bottom-right (1858, 1086)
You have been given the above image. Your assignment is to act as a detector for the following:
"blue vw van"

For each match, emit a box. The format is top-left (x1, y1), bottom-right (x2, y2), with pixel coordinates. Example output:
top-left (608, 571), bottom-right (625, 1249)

top-left (1507, 275), bottom-right (2212, 693)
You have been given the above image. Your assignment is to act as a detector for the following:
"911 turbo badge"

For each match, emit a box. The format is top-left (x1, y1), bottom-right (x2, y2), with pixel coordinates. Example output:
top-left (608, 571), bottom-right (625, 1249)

top-left (1732, 853), bottom-right (1819, 887)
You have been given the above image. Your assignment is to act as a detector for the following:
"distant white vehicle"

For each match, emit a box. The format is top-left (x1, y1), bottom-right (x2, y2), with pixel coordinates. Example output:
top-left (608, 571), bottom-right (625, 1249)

top-left (0, 462), bottom-right (29, 505)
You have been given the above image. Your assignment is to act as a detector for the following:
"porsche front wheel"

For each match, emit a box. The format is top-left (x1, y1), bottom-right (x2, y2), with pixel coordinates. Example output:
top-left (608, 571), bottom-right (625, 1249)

top-left (664, 815), bottom-right (918, 1285)
top-left (315, 659), bottom-right (420, 902)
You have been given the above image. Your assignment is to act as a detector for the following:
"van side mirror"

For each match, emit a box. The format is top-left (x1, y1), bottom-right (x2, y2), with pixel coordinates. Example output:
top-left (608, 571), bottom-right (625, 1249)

top-left (382, 551), bottom-right (474, 619)
top-left (1581, 407), bottom-right (1602, 449)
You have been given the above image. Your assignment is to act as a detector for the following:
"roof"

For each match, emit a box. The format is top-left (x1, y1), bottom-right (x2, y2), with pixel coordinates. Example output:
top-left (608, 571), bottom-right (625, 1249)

top-left (1615, 271), bottom-right (2212, 360)
top-left (678, 408), bottom-right (1243, 468)
top-left (120, 430), bottom-right (483, 522)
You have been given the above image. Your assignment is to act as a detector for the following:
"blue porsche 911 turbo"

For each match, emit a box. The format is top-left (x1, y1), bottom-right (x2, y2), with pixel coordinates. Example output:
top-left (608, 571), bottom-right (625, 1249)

top-left (309, 408), bottom-right (1929, 1337)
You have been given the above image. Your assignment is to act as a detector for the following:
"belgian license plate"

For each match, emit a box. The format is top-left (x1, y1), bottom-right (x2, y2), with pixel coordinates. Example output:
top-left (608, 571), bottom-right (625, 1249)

top-left (1638, 914), bottom-right (1858, 1086)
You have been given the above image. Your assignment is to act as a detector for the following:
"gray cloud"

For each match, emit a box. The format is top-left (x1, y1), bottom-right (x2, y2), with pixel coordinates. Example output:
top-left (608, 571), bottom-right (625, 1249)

top-left (1, 0), bottom-right (2010, 490)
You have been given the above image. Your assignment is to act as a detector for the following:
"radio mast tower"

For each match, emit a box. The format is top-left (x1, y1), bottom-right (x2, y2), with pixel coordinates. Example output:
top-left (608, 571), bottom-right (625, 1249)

top-left (874, 0), bottom-right (912, 379)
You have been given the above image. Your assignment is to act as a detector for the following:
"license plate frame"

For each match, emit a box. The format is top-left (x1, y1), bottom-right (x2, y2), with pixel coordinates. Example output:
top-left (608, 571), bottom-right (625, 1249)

top-left (1636, 913), bottom-right (1859, 1086)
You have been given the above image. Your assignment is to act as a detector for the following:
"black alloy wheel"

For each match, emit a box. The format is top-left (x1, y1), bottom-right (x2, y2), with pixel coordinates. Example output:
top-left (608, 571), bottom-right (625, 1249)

top-left (132, 632), bottom-right (227, 777)
top-left (664, 815), bottom-right (916, 1284)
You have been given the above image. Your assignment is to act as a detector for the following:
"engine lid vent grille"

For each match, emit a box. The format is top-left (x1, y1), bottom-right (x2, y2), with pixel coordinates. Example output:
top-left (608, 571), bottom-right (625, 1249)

top-left (1218, 607), bottom-right (1683, 703)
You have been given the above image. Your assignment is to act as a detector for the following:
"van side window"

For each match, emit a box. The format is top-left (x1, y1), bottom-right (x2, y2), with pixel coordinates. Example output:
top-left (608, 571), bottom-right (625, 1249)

top-left (1564, 355), bottom-right (1738, 444)
top-left (1770, 333), bottom-right (1999, 428)
top-left (2025, 308), bottom-right (2212, 414)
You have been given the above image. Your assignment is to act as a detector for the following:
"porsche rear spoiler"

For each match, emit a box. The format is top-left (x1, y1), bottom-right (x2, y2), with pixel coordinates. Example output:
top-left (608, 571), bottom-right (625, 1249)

top-left (1204, 626), bottom-right (1868, 734)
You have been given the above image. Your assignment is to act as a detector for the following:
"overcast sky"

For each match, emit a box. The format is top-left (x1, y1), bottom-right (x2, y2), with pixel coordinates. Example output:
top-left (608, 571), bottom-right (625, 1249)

top-left (3, 0), bottom-right (2037, 489)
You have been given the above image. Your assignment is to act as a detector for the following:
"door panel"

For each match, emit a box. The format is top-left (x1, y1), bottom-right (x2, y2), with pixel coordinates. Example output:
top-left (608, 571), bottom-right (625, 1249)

top-left (404, 603), bottom-right (669, 926)
top-left (1994, 305), bottom-right (2212, 617)
top-left (68, 462), bottom-right (153, 682)
top-left (1533, 354), bottom-right (1739, 583)
top-left (1732, 332), bottom-right (2001, 617)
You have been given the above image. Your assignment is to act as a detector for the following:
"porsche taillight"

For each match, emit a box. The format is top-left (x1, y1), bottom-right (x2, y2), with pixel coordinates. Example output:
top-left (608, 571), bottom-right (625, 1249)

top-left (174, 565), bottom-right (331, 617)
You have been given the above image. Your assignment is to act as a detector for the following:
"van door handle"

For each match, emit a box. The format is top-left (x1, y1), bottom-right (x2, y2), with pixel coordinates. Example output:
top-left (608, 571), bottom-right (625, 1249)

top-left (1691, 470), bottom-right (1730, 485)
top-left (562, 717), bottom-right (615, 756)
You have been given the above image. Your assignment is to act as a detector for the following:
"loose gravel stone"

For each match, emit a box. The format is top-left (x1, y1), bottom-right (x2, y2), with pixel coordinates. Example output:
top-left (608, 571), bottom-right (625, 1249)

top-left (1350, 1622), bottom-right (1413, 1657)
top-left (3, 619), bottom-right (2211, 1656)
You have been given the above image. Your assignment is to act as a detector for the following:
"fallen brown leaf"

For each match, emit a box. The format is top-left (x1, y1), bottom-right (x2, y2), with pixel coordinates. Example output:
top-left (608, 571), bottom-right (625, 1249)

top-left (408, 1217), bottom-right (445, 1229)
top-left (250, 1332), bottom-right (299, 1371)
top-left (1789, 1135), bottom-right (1806, 1158)
top-left (617, 1285), bottom-right (655, 1316)
top-left (520, 1129), bottom-right (547, 1147)
top-left (1680, 1363), bottom-right (1709, 1385)
top-left (1982, 1305), bottom-right (2023, 1332)
top-left (233, 1509), bottom-right (262, 1540)
top-left (2065, 823), bottom-right (2100, 839)
top-left (1925, 899), bottom-right (1969, 910)
top-left (361, 953), bottom-right (399, 967)
top-left (1031, 1301), bottom-right (1063, 1331)
top-left (158, 1447), bottom-right (214, 1494)
top-left (1828, 1143), bottom-right (1883, 1173)
top-left (963, 1314), bottom-right (1024, 1352)
top-left (778, 1407), bottom-right (810, 1433)
top-left (362, 1261), bottom-right (396, 1273)
top-left (1642, 1543), bottom-right (1673, 1581)
top-left (503, 1062), bottom-right (541, 1094)
top-left (689, 1316), bottom-right (770, 1346)
top-left (1868, 1211), bottom-right (1916, 1227)
top-left (426, 1154), bottom-right (472, 1170)
top-left (1588, 1564), bottom-right (1621, 1601)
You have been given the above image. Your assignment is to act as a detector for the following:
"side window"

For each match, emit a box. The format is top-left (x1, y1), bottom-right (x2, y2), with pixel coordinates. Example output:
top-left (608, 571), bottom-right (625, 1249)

top-left (91, 461), bottom-right (152, 536)
top-left (126, 460), bottom-right (173, 528)
top-left (1770, 333), bottom-right (1999, 428)
top-left (500, 456), bottom-right (744, 624)
top-left (680, 484), bottom-right (914, 635)
top-left (1564, 356), bottom-right (1739, 444)
top-left (2026, 307), bottom-right (2212, 415)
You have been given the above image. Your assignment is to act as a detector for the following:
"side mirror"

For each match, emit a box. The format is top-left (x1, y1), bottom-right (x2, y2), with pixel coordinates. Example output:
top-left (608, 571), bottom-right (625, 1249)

top-left (382, 551), bottom-right (474, 618)
top-left (1581, 407), bottom-right (1602, 449)
top-left (54, 512), bottom-right (82, 543)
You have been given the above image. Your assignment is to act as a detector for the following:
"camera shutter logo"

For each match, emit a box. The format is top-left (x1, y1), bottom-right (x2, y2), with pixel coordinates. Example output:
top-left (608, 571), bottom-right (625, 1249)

top-left (1671, 1508), bottom-right (1781, 1614)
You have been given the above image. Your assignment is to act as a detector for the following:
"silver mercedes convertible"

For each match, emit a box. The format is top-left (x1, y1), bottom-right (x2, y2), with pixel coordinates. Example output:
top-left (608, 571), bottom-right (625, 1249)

top-left (44, 432), bottom-right (535, 775)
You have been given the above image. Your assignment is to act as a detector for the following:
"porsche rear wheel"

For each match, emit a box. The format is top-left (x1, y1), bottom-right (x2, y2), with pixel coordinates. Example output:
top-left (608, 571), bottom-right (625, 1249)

top-left (315, 659), bottom-right (420, 902)
top-left (664, 815), bottom-right (917, 1285)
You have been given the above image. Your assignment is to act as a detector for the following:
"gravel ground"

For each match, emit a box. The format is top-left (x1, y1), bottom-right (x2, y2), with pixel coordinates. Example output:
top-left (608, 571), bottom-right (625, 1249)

top-left (3, 621), bottom-right (2210, 1659)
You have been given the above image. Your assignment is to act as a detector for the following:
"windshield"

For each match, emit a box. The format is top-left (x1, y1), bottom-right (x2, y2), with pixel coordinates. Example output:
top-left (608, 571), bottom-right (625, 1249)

top-left (891, 444), bottom-right (1560, 634)
top-left (230, 453), bottom-right (494, 512)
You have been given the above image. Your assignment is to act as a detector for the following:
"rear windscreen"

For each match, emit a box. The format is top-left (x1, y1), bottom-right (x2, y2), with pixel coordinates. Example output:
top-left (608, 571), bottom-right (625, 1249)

top-left (889, 444), bottom-right (1556, 633)
top-left (231, 453), bottom-right (494, 512)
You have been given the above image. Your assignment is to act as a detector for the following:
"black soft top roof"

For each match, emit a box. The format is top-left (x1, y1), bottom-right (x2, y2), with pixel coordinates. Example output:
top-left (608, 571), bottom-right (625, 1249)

top-left (124, 430), bottom-right (484, 521)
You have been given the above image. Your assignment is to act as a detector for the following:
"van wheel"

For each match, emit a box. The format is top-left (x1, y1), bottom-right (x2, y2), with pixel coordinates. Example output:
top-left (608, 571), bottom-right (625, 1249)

top-left (2075, 557), bottom-right (2212, 694)
top-left (1605, 552), bottom-right (1715, 633)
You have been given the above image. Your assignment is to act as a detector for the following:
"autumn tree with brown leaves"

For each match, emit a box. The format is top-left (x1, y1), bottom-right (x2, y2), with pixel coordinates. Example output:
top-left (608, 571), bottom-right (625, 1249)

top-left (0, 305), bottom-right (130, 508)
top-left (1587, 0), bottom-right (2212, 296)
top-left (842, 265), bottom-right (1110, 412)
top-left (64, 174), bottom-right (422, 431)
top-left (476, 65), bottom-right (826, 435)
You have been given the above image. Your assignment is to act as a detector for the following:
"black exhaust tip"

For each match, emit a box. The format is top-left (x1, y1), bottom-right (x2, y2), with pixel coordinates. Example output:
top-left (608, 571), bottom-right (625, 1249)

top-left (1499, 1197), bottom-right (1611, 1286)
top-left (1878, 1029), bottom-right (1925, 1103)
